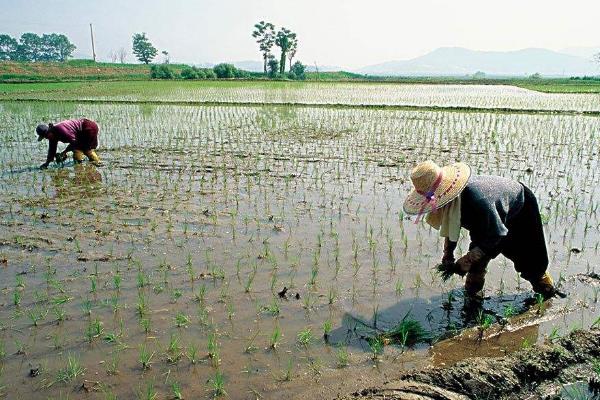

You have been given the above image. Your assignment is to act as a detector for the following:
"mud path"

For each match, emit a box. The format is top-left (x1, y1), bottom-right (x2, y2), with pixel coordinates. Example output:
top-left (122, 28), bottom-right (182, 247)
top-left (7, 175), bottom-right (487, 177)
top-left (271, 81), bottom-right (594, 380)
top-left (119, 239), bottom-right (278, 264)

top-left (340, 328), bottom-right (600, 400)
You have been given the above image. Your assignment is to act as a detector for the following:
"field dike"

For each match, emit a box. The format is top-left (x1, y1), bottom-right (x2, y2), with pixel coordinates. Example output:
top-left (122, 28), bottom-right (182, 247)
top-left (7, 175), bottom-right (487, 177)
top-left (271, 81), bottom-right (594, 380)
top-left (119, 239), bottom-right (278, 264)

top-left (341, 328), bottom-right (600, 400)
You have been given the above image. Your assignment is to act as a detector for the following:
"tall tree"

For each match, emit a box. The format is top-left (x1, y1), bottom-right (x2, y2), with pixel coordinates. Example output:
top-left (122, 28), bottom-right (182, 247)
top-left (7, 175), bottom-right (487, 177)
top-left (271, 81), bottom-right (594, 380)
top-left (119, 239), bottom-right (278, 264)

top-left (39, 34), bottom-right (76, 61)
top-left (132, 33), bottom-right (157, 64)
top-left (0, 34), bottom-right (18, 60)
top-left (252, 21), bottom-right (275, 74)
top-left (50, 34), bottom-right (76, 61)
top-left (15, 33), bottom-right (43, 61)
top-left (286, 35), bottom-right (298, 72)
top-left (275, 28), bottom-right (296, 75)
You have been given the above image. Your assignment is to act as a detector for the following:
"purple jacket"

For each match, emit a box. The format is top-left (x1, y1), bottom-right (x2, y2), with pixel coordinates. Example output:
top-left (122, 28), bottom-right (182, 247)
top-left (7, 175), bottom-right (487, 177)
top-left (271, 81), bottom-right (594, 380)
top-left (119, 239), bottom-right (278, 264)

top-left (46, 119), bottom-right (85, 163)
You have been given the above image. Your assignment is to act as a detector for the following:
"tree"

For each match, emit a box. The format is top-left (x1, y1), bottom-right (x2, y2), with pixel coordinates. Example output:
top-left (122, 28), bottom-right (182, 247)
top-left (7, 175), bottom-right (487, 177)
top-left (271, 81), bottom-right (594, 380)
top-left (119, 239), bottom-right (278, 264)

top-left (0, 34), bottom-right (18, 60)
top-left (289, 61), bottom-right (306, 80)
top-left (117, 47), bottom-right (128, 63)
top-left (42, 34), bottom-right (76, 61)
top-left (252, 21), bottom-right (275, 74)
top-left (594, 53), bottom-right (600, 66)
top-left (161, 50), bottom-right (170, 64)
top-left (213, 63), bottom-right (237, 78)
top-left (132, 33), bottom-right (157, 64)
top-left (287, 35), bottom-right (298, 71)
top-left (267, 56), bottom-right (279, 78)
top-left (15, 33), bottom-right (43, 61)
top-left (275, 28), bottom-right (296, 74)
top-left (108, 50), bottom-right (118, 63)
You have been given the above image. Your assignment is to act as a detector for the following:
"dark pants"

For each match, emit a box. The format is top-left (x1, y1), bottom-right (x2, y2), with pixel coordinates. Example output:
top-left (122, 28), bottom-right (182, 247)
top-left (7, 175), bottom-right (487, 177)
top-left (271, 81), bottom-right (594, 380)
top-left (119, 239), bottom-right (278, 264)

top-left (499, 184), bottom-right (549, 282)
top-left (75, 119), bottom-right (99, 150)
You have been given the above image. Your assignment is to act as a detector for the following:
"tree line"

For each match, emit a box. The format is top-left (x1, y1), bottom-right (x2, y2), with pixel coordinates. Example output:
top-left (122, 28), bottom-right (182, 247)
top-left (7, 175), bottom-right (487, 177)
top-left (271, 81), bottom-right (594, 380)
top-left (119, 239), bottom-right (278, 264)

top-left (0, 33), bottom-right (76, 62)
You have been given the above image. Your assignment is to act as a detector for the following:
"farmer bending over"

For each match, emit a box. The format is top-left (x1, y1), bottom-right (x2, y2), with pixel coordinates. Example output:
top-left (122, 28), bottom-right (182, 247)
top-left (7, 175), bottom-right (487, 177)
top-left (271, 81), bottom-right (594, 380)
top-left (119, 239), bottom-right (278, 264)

top-left (403, 160), bottom-right (558, 299)
top-left (36, 118), bottom-right (100, 169)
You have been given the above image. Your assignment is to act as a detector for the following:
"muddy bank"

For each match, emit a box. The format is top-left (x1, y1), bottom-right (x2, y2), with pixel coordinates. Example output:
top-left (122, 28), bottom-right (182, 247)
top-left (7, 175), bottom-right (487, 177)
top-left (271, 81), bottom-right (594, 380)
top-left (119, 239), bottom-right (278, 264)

top-left (341, 328), bottom-right (600, 400)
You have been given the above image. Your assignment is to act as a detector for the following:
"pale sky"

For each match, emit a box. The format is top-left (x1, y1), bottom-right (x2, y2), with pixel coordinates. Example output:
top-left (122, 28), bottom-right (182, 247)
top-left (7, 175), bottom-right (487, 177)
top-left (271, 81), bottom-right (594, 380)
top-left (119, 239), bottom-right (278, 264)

top-left (1, 0), bottom-right (598, 68)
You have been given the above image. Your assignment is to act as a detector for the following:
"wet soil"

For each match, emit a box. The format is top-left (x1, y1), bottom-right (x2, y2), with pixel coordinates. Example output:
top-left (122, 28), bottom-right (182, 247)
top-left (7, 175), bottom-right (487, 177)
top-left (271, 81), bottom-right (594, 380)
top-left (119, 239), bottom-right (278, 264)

top-left (340, 328), bottom-right (600, 400)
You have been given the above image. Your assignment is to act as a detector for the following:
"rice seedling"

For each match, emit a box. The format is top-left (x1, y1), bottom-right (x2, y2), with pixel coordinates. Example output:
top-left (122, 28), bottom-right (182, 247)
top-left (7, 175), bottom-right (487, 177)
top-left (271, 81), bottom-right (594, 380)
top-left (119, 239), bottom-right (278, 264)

top-left (140, 318), bottom-right (151, 334)
top-left (56, 354), bottom-right (85, 383)
top-left (172, 381), bottom-right (183, 400)
top-left (280, 358), bottom-right (294, 382)
top-left (297, 327), bottom-right (313, 347)
top-left (368, 336), bottom-right (384, 360)
top-left (210, 370), bottom-right (226, 397)
top-left (174, 312), bottom-right (190, 328)
top-left (207, 332), bottom-right (220, 364)
top-left (105, 353), bottom-right (120, 375)
top-left (336, 346), bottom-right (349, 368)
top-left (382, 314), bottom-right (430, 347)
top-left (166, 334), bottom-right (183, 364)
top-left (136, 380), bottom-right (158, 400)
top-left (27, 306), bottom-right (48, 326)
top-left (139, 344), bottom-right (155, 370)
top-left (187, 343), bottom-right (199, 364)
top-left (322, 319), bottom-right (333, 341)
top-left (270, 325), bottom-right (282, 349)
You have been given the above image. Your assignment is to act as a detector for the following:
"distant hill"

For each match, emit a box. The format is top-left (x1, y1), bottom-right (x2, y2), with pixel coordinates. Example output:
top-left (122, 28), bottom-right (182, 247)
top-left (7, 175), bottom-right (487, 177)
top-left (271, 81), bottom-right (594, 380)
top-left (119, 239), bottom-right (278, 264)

top-left (357, 47), bottom-right (600, 77)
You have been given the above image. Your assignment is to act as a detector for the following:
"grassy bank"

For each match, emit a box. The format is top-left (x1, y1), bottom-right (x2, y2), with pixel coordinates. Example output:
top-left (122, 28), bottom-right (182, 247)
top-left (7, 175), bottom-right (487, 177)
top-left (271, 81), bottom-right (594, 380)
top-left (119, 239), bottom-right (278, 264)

top-left (1, 60), bottom-right (600, 93)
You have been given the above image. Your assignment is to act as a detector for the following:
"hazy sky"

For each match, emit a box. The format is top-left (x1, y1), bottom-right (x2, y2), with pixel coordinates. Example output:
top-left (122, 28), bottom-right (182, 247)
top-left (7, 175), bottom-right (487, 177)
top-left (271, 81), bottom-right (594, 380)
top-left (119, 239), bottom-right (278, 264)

top-left (1, 0), bottom-right (599, 68)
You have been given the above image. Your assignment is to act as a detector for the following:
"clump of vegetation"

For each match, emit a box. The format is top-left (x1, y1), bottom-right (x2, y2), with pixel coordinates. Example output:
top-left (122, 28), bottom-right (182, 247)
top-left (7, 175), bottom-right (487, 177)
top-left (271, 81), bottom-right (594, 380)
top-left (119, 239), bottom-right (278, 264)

top-left (381, 314), bottom-right (431, 347)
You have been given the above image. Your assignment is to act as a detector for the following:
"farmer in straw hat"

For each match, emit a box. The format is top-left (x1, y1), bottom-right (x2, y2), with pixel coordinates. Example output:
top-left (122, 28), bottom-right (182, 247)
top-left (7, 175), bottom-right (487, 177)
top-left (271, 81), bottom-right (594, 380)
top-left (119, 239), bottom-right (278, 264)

top-left (403, 160), bottom-right (558, 299)
top-left (36, 118), bottom-right (101, 169)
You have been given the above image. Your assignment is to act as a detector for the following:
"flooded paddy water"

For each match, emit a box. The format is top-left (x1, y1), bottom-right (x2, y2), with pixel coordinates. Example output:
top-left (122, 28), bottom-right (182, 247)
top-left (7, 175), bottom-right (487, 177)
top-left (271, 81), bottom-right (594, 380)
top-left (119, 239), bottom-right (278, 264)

top-left (0, 86), bottom-right (599, 399)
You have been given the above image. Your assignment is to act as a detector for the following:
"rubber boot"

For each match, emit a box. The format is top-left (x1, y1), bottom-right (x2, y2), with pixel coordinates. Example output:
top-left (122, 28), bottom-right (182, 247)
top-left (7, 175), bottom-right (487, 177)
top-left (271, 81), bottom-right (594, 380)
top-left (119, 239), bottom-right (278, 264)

top-left (530, 272), bottom-right (556, 299)
top-left (73, 149), bottom-right (85, 163)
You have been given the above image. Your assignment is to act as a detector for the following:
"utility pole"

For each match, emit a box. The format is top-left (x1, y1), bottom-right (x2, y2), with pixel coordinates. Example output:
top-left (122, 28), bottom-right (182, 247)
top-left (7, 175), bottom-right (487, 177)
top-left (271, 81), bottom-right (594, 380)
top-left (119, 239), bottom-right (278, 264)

top-left (90, 23), bottom-right (96, 62)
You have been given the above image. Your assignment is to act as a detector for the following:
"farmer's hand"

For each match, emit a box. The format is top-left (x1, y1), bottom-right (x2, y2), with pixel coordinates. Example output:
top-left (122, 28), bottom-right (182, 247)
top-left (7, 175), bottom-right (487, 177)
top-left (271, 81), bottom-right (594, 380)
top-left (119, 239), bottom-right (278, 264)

top-left (442, 238), bottom-right (457, 266)
top-left (39, 162), bottom-right (49, 170)
top-left (455, 247), bottom-right (487, 275)
top-left (55, 152), bottom-right (67, 163)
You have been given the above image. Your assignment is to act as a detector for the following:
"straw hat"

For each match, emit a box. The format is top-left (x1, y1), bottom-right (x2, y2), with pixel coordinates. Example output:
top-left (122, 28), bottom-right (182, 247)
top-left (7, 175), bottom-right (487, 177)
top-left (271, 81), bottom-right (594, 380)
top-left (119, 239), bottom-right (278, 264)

top-left (403, 160), bottom-right (471, 215)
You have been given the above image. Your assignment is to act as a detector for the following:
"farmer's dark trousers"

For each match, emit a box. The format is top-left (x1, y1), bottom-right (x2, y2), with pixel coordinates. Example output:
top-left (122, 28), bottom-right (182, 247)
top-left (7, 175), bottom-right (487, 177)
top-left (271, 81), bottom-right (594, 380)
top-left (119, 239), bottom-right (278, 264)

top-left (498, 184), bottom-right (549, 282)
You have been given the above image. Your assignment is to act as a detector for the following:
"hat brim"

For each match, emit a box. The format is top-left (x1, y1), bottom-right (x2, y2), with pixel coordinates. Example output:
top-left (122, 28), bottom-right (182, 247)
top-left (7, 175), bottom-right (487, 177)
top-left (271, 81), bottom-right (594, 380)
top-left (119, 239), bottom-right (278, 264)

top-left (403, 162), bottom-right (471, 215)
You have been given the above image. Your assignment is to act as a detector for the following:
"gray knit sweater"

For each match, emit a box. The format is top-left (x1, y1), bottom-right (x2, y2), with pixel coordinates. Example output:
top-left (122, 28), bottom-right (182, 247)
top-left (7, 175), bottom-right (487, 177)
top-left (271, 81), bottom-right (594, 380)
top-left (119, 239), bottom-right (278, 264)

top-left (460, 175), bottom-right (525, 256)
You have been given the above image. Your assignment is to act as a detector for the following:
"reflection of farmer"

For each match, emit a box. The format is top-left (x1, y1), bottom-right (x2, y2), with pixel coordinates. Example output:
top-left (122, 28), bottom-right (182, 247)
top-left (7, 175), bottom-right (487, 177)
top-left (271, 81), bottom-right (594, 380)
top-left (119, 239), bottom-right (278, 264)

top-left (404, 161), bottom-right (557, 299)
top-left (36, 118), bottom-right (100, 169)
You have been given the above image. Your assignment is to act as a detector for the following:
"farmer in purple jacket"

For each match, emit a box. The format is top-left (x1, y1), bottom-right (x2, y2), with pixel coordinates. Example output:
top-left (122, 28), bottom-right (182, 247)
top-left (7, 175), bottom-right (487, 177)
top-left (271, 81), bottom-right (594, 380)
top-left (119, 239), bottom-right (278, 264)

top-left (36, 118), bottom-right (100, 169)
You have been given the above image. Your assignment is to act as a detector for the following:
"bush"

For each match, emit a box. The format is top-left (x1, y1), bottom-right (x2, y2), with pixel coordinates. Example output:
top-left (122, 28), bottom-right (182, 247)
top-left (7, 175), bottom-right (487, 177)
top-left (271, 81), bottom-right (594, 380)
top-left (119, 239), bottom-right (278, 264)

top-left (180, 66), bottom-right (198, 80)
top-left (204, 69), bottom-right (216, 79)
top-left (288, 61), bottom-right (306, 80)
top-left (150, 64), bottom-right (174, 79)
top-left (213, 63), bottom-right (237, 79)
top-left (195, 68), bottom-right (206, 79)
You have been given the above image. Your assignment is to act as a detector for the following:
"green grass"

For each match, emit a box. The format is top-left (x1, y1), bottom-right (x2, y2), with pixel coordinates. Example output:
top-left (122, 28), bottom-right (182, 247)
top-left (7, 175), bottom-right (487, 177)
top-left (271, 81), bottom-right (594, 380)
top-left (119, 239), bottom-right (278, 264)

top-left (1, 76), bottom-right (599, 99)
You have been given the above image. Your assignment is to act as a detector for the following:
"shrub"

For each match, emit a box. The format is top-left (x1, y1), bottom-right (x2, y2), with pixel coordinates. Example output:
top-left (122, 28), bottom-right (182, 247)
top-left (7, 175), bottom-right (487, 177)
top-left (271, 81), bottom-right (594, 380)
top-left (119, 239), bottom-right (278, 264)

top-left (213, 63), bottom-right (237, 79)
top-left (150, 64), bottom-right (174, 79)
top-left (289, 61), bottom-right (306, 80)
top-left (204, 69), bottom-right (216, 79)
top-left (180, 66), bottom-right (198, 80)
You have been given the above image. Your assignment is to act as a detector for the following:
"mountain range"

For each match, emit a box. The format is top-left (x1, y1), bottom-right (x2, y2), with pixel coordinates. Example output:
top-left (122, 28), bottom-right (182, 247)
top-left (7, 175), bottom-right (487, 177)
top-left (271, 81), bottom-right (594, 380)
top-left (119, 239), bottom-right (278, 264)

top-left (356, 47), bottom-right (599, 77)
top-left (219, 47), bottom-right (599, 77)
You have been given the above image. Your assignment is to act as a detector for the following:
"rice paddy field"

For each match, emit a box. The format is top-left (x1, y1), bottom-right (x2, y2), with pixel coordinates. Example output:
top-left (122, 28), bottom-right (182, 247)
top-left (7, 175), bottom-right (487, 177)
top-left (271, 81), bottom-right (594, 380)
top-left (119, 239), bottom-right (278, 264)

top-left (0, 82), bottom-right (599, 399)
